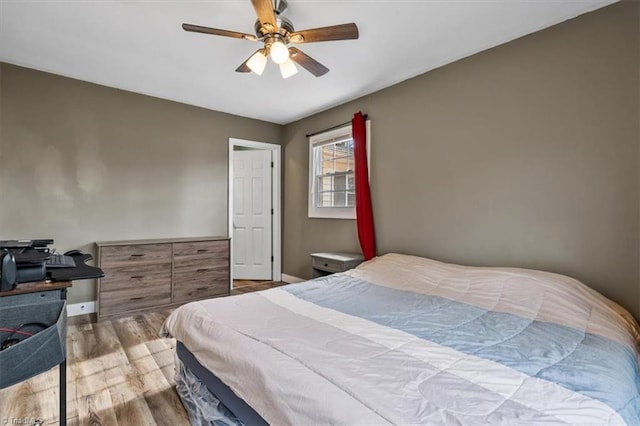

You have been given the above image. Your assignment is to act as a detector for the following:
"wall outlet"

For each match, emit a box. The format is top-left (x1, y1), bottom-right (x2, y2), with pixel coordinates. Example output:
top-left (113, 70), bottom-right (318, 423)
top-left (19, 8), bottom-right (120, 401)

top-left (67, 301), bottom-right (96, 317)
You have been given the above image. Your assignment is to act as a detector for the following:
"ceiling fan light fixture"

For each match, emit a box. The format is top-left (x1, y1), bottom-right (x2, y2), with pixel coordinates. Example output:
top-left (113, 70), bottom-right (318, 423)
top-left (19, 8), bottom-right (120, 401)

top-left (270, 40), bottom-right (290, 64)
top-left (279, 58), bottom-right (298, 79)
top-left (247, 50), bottom-right (267, 75)
top-left (182, 0), bottom-right (360, 78)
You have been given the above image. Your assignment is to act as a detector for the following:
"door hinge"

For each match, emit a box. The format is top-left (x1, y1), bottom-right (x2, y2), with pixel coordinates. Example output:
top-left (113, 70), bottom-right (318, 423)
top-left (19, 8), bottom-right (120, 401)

top-left (271, 256), bottom-right (274, 262)
top-left (271, 208), bottom-right (274, 215)
top-left (271, 161), bottom-right (274, 168)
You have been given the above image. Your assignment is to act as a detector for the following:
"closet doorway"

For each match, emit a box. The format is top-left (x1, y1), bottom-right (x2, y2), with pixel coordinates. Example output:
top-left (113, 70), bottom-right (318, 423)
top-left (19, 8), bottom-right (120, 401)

top-left (228, 138), bottom-right (281, 287)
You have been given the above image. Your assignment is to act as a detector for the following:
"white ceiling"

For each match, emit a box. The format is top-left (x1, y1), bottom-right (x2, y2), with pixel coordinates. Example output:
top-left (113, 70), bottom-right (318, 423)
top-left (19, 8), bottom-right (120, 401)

top-left (0, 0), bottom-right (616, 125)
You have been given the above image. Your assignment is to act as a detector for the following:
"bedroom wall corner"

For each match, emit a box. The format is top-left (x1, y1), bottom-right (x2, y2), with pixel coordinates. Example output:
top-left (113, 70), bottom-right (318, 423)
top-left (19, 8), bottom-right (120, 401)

top-left (282, 1), bottom-right (640, 321)
top-left (282, 116), bottom-right (362, 280)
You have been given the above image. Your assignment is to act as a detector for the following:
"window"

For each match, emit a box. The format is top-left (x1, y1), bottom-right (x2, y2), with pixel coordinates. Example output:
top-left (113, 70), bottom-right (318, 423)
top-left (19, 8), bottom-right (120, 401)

top-left (308, 122), bottom-right (370, 219)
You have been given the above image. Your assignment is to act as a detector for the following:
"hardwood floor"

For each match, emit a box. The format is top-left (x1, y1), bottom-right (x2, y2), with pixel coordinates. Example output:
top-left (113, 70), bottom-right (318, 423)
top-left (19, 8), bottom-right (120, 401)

top-left (232, 279), bottom-right (273, 288)
top-left (0, 281), bottom-right (288, 426)
top-left (231, 280), bottom-right (288, 295)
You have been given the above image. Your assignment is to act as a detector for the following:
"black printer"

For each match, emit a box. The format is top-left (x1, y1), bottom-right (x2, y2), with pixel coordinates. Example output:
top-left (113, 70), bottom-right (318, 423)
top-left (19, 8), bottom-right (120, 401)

top-left (0, 239), bottom-right (103, 291)
top-left (0, 239), bottom-right (53, 291)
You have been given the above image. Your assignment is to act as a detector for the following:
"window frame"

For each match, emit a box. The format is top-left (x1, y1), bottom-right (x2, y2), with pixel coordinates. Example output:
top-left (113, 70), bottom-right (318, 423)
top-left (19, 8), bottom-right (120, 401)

top-left (308, 121), bottom-right (371, 219)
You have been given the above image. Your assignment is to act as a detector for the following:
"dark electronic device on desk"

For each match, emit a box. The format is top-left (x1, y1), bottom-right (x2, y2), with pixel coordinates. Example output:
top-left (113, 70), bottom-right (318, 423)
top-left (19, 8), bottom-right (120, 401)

top-left (0, 239), bottom-right (54, 249)
top-left (47, 251), bottom-right (104, 282)
top-left (0, 240), bottom-right (104, 290)
top-left (0, 252), bottom-right (17, 292)
top-left (46, 253), bottom-right (76, 268)
top-left (0, 239), bottom-right (50, 287)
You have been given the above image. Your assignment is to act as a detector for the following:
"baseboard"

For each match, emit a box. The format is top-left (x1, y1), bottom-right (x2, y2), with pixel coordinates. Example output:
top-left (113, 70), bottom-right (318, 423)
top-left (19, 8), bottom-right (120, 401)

top-left (67, 301), bottom-right (97, 317)
top-left (281, 273), bottom-right (305, 283)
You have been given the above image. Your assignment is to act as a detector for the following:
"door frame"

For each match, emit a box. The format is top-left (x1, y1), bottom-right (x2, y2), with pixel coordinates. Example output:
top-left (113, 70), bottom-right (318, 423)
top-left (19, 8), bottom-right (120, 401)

top-left (228, 138), bottom-right (281, 287)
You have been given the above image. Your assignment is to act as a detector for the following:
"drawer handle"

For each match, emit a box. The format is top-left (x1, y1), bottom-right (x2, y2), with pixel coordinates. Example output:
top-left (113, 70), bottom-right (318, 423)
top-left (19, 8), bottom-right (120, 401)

top-left (131, 275), bottom-right (144, 279)
top-left (197, 287), bottom-right (208, 291)
top-left (197, 268), bottom-right (208, 273)
top-left (130, 297), bottom-right (143, 301)
top-left (130, 254), bottom-right (145, 257)
top-left (324, 263), bottom-right (329, 267)
top-left (197, 249), bottom-right (208, 253)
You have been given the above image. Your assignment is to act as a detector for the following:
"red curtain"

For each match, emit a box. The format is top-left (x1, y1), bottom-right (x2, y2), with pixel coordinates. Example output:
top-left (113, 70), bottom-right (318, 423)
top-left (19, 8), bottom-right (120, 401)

top-left (352, 112), bottom-right (376, 260)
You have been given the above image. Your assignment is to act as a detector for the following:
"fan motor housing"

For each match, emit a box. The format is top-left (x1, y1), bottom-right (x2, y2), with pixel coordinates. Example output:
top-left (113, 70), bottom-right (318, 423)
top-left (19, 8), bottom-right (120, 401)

top-left (255, 16), bottom-right (294, 39)
top-left (254, 0), bottom-right (292, 38)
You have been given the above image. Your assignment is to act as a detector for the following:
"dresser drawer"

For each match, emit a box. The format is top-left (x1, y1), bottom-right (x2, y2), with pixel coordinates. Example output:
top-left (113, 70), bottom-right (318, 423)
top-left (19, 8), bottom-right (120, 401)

top-left (173, 272), bottom-right (228, 303)
top-left (99, 284), bottom-right (171, 316)
top-left (100, 244), bottom-right (171, 267)
top-left (174, 254), bottom-right (228, 274)
top-left (173, 251), bottom-right (229, 302)
top-left (173, 240), bottom-right (228, 258)
top-left (173, 268), bottom-right (229, 287)
top-left (100, 263), bottom-right (171, 292)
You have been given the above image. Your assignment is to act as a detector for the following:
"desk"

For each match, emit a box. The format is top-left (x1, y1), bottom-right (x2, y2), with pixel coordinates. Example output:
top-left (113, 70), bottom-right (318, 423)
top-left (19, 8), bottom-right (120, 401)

top-left (1, 280), bottom-right (71, 296)
top-left (0, 280), bottom-right (71, 426)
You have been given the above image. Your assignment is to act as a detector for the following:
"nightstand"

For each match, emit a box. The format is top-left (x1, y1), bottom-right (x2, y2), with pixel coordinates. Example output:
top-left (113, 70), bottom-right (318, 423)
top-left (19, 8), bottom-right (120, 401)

top-left (310, 252), bottom-right (364, 278)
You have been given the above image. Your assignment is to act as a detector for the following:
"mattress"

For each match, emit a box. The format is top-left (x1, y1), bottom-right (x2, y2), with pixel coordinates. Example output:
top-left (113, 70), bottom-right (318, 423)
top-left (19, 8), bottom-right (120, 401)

top-left (161, 253), bottom-right (640, 425)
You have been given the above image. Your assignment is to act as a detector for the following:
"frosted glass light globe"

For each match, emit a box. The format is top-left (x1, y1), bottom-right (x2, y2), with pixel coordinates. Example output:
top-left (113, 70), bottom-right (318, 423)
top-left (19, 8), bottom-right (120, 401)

top-left (270, 41), bottom-right (290, 64)
top-left (247, 50), bottom-right (267, 75)
top-left (279, 58), bottom-right (298, 79)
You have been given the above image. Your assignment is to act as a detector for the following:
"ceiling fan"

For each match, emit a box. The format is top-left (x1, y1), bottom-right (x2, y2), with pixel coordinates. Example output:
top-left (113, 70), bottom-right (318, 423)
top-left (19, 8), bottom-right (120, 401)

top-left (182, 0), bottom-right (359, 79)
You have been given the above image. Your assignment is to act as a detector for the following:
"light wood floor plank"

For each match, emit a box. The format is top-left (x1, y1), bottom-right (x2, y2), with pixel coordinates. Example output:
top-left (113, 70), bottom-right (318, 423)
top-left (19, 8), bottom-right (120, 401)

top-left (94, 321), bottom-right (156, 426)
top-left (231, 280), bottom-right (287, 295)
top-left (111, 317), bottom-right (189, 425)
top-left (0, 379), bottom-right (42, 424)
top-left (139, 312), bottom-right (177, 384)
top-left (73, 323), bottom-right (119, 426)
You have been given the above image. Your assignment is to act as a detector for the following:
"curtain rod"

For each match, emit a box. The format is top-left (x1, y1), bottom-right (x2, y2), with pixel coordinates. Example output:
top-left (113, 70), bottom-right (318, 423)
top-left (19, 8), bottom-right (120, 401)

top-left (305, 114), bottom-right (368, 138)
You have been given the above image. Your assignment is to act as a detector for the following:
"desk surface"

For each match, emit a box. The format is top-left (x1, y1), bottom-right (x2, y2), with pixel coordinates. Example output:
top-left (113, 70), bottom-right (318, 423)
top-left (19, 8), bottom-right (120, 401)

top-left (0, 280), bottom-right (72, 297)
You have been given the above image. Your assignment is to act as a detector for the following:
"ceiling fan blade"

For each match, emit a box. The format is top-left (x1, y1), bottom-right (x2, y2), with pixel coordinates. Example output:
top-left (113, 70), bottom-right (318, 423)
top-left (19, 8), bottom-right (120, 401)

top-left (289, 47), bottom-right (329, 77)
top-left (251, 0), bottom-right (278, 33)
top-left (236, 61), bottom-right (251, 73)
top-left (236, 48), bottom-right (261, 72)
top-left (289, 23), bottom-right (359, 43)
top-left (182, 23), bottom-right (257, 41)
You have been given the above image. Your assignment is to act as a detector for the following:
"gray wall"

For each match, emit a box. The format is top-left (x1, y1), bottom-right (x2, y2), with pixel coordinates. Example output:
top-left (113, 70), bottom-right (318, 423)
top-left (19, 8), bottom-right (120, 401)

top-left (0, 64), bottom-right (282, 303)
top-left (282, 1), bottom-right (640, 320)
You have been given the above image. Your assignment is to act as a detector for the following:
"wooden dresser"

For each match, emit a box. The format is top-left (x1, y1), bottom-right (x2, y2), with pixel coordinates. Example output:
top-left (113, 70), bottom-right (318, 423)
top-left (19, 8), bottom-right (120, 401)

top-left (96, 236), bottom-right (230, 320)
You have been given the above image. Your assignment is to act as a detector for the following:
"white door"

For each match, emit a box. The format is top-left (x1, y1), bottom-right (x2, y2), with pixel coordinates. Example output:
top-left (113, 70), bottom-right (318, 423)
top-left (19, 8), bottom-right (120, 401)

top-left (233, 149), bottom-right (272, 280)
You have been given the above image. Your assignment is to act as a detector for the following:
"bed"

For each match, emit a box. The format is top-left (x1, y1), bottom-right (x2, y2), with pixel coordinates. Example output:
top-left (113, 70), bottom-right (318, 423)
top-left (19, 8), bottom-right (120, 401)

top-left (161, 253), bottom-right (640, 425)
